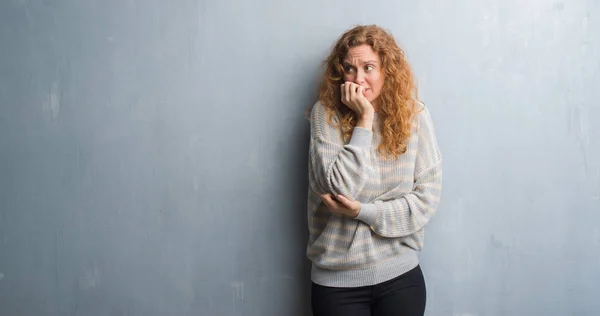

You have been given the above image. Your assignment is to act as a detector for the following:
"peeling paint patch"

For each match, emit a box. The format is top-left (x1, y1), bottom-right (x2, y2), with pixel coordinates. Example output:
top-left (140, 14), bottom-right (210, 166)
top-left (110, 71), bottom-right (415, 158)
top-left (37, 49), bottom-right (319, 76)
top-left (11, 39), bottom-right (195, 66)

top-left (231, 281), bottom-right (245, 307)
top-left (43, 81), bottom-right (60, 119)
top-left (79, 266), bottom-right (101, 290)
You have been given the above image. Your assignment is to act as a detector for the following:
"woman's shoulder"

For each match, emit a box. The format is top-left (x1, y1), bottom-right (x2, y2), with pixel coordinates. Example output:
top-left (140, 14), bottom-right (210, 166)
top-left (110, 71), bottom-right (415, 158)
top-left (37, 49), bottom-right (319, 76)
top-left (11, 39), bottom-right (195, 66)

top-left (310, 100), bottom-right (330, 116)
top-left (410, 100), bottom-right (440, 139)
top-left (412, 100), bottom-right (434, 128)
top-left (309, 100), bottom-right (339, 123)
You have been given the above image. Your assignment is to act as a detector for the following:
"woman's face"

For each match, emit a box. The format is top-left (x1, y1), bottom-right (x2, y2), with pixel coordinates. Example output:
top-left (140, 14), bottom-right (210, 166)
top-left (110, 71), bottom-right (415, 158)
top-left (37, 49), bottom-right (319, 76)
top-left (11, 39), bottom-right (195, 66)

top-left (342, 44), bottom-right (384, 107)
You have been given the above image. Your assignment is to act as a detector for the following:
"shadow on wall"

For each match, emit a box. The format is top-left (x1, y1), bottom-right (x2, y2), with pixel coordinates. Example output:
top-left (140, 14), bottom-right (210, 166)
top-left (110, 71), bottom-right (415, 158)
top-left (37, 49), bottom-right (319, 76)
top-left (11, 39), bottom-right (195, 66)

top-left (290, 71), bottom-right (321, 316)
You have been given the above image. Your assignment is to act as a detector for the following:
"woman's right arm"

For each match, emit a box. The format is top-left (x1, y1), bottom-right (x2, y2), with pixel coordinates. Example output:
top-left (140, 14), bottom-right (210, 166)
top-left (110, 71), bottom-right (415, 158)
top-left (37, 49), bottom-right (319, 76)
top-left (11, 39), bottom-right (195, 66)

top-left (308, 102), bottom-right (374, 200)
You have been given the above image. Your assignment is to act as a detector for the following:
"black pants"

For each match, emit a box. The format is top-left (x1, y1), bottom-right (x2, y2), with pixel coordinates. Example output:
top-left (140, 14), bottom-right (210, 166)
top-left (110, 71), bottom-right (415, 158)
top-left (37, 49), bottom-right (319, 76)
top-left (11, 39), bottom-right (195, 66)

top-left (311, 265), bottom-right (426, 316)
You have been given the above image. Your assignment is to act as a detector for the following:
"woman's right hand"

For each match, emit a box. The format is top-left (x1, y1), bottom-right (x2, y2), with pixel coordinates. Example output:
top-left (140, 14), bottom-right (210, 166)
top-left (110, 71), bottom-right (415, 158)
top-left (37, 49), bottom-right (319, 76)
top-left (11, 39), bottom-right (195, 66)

top-left (340, 82), bottom-right (375, 117)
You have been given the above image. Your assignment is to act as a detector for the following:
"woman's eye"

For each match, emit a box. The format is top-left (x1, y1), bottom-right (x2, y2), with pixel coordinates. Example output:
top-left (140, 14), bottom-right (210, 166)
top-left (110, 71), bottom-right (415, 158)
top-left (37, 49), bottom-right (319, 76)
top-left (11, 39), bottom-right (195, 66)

top-left (344, 66), bottom-right (354, 73)
top-left (365, 65), bottom-right (374, 71)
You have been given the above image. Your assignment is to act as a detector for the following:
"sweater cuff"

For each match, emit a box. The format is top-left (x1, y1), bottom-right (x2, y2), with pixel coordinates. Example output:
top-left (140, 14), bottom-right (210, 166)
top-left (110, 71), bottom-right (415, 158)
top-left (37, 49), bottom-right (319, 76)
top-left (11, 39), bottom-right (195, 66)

top-left (355, 203), bottom-right (378, 226)
top-left (348, 127), bottom-right (372, 148)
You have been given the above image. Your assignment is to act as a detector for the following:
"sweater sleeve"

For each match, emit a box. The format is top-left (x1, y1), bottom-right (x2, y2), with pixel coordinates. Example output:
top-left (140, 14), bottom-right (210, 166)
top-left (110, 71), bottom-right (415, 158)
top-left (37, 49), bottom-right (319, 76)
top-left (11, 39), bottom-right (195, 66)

top-left (354, 106), bottom-right (442, 237)
top-left (308, 102), bottom-right (373, 200)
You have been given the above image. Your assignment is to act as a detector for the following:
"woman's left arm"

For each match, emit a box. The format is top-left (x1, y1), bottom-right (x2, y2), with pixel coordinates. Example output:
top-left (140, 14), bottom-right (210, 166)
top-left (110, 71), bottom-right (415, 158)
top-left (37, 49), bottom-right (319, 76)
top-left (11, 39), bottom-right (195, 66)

top-left (354, 106), bottom-right (443, 238)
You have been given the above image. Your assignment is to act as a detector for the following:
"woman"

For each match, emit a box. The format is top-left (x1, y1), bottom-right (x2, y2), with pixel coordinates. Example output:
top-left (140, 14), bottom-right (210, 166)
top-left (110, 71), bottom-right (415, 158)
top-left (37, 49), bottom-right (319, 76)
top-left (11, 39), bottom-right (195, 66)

top-left (306, 24), bottom-right (443, 316)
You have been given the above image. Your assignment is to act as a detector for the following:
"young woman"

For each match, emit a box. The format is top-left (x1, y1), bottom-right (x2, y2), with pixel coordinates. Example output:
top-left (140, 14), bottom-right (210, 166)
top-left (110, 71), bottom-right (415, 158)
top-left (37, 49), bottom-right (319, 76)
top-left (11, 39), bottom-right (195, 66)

top-left (306, 24), bottom-right (443, 316)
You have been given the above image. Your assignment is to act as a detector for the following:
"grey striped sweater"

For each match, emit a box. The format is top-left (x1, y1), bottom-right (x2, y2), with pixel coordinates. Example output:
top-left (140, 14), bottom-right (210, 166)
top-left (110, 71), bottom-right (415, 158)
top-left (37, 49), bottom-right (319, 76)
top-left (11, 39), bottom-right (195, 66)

top-left (306, 100), bottom-right (443, 287)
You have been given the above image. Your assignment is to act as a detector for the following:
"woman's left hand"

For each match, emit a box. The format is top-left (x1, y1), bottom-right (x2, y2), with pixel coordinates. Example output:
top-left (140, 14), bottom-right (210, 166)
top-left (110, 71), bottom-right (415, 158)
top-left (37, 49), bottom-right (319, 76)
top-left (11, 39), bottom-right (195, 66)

top-left (320, 194), bottom-right (361, 218)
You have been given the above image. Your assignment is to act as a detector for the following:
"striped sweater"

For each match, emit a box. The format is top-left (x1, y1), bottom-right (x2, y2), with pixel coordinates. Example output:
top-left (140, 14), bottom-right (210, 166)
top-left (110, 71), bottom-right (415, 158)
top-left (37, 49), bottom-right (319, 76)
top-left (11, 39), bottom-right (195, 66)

top-left (306, 100), bottom-right (443, 287)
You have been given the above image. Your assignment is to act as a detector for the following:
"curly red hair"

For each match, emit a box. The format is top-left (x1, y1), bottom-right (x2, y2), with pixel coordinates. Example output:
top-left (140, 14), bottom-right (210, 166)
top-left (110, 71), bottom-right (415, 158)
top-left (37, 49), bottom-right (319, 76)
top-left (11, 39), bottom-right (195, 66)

top-left (317, 25), bottom-right (421, 158)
